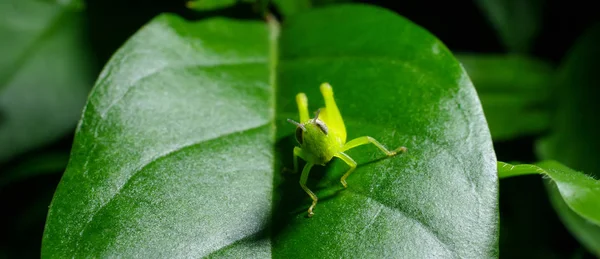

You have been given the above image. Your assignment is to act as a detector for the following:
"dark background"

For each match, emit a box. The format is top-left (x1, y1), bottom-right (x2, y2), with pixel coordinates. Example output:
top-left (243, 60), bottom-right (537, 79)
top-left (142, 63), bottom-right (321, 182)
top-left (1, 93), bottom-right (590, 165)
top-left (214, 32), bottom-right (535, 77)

top-left (1, 0), bottom-right (598, 258)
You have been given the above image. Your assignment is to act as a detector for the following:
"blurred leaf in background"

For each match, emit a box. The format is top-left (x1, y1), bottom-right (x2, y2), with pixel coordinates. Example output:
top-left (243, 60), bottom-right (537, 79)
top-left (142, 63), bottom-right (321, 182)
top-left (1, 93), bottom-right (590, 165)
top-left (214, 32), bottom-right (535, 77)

top-left (186, 0), bottom-right (241, 10)
top-left (0, 0), bottom-right (97, 164)
top-left (537, 23), bottom-right (600, 256)
top-left (272, 0), bottom-right (311, 16)
top-left (473, 0), bottom-right (545, 53)
top-left (537, 23), bottom-right (600, 179)
top-left (272, 0), bottom-right (353, 16)
top-left (186, 0), bottom-right (269, 14)
top-left (457, 54), bottom-right (554, 141)
top-left (0, 0), bottom-right (98, 257)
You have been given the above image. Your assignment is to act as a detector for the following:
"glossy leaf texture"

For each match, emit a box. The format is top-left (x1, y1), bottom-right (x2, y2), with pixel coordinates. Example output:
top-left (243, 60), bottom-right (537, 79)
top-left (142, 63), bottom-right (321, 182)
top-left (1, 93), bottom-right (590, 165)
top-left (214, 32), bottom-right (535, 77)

top-left (42, 4), bottom-right (498, 258)
top-left (0, 0), bottom-right (95, 163)
top-left (536, 23), bottom-right (600, 255)
top-left (457, 54), bottom-right (554, 141)
top-left (473, 0), bottom-right (544, 53)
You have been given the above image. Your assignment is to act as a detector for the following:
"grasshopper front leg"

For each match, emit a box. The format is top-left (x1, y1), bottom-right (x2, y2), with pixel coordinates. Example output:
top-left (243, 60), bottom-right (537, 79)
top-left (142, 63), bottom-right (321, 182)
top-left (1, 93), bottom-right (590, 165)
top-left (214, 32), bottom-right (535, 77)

top-left (299, 162), bottom-right (317, 217)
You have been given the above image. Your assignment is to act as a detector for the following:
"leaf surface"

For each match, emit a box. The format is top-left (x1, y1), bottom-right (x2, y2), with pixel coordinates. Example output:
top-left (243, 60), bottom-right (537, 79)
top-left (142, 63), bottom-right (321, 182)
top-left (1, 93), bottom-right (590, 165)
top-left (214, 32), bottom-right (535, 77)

top-left (42, 4), bottom-right (498, 258)
top-left (498, 161), bottom-right (600, 226)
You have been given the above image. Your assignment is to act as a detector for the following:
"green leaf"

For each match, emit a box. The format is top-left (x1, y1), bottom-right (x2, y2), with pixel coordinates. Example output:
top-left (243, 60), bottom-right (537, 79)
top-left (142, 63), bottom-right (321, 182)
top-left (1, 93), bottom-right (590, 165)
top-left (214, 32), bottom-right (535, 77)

top-left (272, 0), bottom-right (354, 17)
top-left (536, 23), bottom-right (600, 256)
top-left (498, 161), bottom-right (600, 255)
top-left (537, 23), bottom-right (600, 177)
top-left (186, 0), bottom-right (238, 10)
top-left (0, 0), bottom-right (96, 164)
top-left (547, 183), bottom-right (600, 256)
top-left (498, 161), bottom-right (600, 225)
top-left (186, 0), bottom-right (256, 11)
top-left (457, 54), bottom-right (553, 141)
top-left (473, 0), bottom-right (544, 53)
top-left (42, 4), bottom-right (498, 258)
top-left (272, 0), bottom-right (312, 17)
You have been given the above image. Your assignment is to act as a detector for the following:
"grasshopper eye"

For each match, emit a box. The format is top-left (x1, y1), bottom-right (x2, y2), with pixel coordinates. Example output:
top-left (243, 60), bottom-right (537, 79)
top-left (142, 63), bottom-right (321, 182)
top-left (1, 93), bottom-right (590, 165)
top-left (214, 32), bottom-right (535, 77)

top-left (287, 118), bottom-right (306, 145)
top-left (295, 126), bottom-right (304, 144)
top-left (315, 120), bottom-right (328, 135)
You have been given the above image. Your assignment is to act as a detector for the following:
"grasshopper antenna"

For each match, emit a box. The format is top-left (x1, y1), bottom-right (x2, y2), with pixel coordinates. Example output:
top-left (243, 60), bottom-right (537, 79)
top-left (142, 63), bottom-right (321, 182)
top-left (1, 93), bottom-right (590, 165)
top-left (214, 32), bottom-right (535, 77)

top-left (287, 119), bottom-right (306, 131)
top-left (313, 108), bottom-right (321, 122)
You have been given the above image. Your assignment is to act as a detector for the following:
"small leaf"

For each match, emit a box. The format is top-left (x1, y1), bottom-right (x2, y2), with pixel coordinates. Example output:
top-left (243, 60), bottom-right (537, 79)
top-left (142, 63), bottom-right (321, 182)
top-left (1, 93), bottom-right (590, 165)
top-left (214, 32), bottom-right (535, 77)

top-left (546, 183), bottom-right (600, 256)
top-left (498, 161), bottom-right (600, 225)
top-left (0, 0), bottom-right (96, 163)
top-left (458, 54), bottom-right (554, 140)
top-left (473, 0), bottom-right (544, 53)
top-left (498, 161), bottom-right (600, 255)
top-left (43, 4), bottom-right (498, 257)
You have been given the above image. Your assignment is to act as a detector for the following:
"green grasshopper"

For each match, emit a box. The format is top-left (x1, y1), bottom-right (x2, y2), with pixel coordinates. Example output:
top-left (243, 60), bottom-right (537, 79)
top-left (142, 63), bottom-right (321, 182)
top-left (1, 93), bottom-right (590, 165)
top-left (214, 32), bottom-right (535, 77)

top-left (287, 83), bottom-right (407, 217)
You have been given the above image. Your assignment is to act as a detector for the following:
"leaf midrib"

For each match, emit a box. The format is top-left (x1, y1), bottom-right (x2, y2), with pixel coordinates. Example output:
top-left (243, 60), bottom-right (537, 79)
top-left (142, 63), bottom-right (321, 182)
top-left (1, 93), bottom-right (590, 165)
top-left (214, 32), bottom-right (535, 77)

top-left (67, 13), bottom-right (487, 256)
top-left (72, 17), bottom-right (282, 257)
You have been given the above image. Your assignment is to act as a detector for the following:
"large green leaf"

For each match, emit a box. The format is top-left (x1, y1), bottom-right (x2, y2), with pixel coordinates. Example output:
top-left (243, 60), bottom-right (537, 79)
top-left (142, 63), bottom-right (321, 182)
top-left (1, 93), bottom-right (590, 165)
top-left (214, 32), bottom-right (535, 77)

top-left (0, 0), bottom-right (95, 164)
top-left (473, 0), bottom-right (544, 53)
top-left (457, 54), bottom-right (553, 141)
top-left (42, 4), bottom-right (498, 258)
top-left (536, 23), bottom-right (600, 256)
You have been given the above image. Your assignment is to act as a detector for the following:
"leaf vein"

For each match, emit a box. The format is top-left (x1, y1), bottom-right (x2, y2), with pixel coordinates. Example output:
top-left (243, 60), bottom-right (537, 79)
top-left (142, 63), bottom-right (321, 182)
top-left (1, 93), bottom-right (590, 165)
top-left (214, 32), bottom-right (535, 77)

top-left (74, 122), bottom-right (271, 255)
top-left (97, 59), bottom-right (267, 119)
top-left (349, 190), bottom-right (457, 257)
